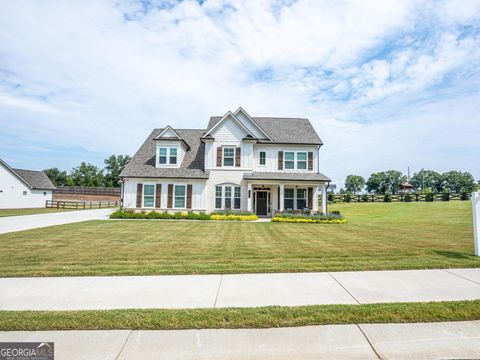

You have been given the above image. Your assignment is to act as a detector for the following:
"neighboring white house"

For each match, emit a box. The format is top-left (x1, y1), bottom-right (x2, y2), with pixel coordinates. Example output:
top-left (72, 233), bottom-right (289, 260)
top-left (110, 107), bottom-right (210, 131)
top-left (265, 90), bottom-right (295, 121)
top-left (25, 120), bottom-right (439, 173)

top-left (120, 107), bottom-right (331, 216)
top-left (0, 159), bottom-right (56, 209)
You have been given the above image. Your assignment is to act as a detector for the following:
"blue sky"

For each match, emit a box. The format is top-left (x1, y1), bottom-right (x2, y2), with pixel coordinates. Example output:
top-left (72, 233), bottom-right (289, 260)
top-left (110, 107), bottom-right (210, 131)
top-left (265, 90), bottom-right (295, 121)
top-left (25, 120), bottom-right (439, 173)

top-left (0, 0), bottom-right (479, 187)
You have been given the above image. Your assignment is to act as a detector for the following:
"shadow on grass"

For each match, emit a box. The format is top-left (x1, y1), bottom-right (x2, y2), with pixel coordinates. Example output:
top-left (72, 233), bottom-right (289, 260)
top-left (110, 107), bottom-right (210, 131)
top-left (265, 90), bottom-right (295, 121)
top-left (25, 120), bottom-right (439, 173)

top-left (434, 250), bottom-right (476, 260)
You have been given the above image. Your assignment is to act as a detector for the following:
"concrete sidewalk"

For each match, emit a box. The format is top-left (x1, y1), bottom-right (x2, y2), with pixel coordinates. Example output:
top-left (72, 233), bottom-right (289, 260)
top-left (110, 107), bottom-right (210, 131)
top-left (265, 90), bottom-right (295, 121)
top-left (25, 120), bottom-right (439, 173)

top-left (1, 320), bottom-right (480, 359)
top-left (1, 268), bottom-right (480, 310)
top-left (0, 208), bottom-right (114, 234)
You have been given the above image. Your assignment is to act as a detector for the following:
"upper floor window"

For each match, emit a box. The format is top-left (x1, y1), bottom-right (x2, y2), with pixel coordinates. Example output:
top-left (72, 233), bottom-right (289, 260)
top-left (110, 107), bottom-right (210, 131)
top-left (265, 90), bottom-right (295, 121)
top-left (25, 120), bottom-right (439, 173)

top-left (297, 152), bottom-right (307, 170)
top-left (159, 147), bottom-right (178, 165)
top-left (259, 151), bottom-right (266, 166)
top-left (223, 147), bottom-right (235, 167)
top-left (285, 152), bottom-right (295, 169)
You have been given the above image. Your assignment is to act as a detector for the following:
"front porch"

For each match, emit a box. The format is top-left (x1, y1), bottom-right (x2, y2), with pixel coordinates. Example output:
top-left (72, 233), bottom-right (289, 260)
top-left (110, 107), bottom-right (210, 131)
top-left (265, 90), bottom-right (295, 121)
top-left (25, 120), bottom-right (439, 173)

top-left (245, 181), bottom-right (328, 217)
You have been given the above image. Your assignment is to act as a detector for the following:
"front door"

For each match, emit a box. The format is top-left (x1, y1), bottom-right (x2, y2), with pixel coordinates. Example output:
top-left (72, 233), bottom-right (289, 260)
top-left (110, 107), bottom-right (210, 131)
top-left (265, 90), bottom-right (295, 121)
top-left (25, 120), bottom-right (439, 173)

top-left (256, 191), bottom-right (268, 216)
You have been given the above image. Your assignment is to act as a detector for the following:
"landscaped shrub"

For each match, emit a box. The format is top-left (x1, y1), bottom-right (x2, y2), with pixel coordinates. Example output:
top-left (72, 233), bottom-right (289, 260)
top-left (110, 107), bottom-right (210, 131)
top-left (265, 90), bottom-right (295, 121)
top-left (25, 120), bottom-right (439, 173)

top-left (460, 192), bottom-right (469, 201)
top-left (210, 214), bottom-right (258, 221)
top-left (327, 193), bottom-right (334, 202)
top-left (110, 210), bottom-right (210, 220)
top-left (272, 211), bottom-right (345, 224)
top-left (344, 194), bottom-right (352, 203)
top-left (441, 192), bottom-right (450, 201)
top-left (425, 193), bottom-right (434, 202)
top-left (272, 217), bottom-right (347, 224)
top-left (210, 210), bottom-right (256, 216)
top-left (383, 194), bottom-right (391, 202)
top-left (403, 193), bottom-right (412, 202)
top-left (361, 194), bottom-right (369, 202)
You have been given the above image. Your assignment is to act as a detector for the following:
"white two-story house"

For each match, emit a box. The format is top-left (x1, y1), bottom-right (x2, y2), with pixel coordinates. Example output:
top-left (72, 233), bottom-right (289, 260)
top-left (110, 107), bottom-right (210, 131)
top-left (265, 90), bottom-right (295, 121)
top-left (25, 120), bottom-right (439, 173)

top-left (120, 107), bottom-right (331, 216)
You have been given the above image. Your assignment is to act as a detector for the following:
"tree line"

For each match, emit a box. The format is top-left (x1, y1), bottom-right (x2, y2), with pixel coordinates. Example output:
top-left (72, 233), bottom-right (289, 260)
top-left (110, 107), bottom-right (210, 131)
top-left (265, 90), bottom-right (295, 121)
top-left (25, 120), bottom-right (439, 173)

top-left (43, 155), bottom-right (131, 188)
top-left (343, 169), bottom-right (479, 195)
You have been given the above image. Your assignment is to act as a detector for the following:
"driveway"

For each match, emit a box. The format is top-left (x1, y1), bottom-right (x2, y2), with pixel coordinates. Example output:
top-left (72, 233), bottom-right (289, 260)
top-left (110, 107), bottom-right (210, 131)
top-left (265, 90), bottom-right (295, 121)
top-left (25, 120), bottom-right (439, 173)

top-left (0, 208), bottom-right (114, 234)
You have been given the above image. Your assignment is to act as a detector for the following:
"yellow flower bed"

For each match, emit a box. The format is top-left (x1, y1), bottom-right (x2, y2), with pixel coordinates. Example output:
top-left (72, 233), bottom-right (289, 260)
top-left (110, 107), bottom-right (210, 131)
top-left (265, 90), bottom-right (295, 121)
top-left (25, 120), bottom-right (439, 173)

top-left (210, 214), bottom-right (259, 221)
top-left (271, 217), bottom-right (347, 224)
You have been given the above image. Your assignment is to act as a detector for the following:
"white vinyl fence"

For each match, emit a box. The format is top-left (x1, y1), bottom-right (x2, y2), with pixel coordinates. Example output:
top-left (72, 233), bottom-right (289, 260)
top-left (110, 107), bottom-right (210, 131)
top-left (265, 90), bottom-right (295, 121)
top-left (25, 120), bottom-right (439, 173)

top-left (473, 192), bottom-right (480, 256)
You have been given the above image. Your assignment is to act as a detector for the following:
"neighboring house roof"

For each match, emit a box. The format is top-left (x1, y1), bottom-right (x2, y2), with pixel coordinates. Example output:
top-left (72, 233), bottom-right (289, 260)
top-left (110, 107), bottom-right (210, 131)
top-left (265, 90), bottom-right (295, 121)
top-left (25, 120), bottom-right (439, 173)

top-left (244, 172), bottom-right (331, 182)
top-left (0, 158), bottom-right (56, 190)
top-left (207, 116), bottom-right (323, 145)
top-left (120, 129), bottom-right (209, 179)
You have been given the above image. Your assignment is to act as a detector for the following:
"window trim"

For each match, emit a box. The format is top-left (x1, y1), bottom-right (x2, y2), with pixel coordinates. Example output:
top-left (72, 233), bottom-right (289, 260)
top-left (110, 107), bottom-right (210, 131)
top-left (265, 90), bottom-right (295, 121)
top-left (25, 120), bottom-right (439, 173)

top-left (259, 151), bottom-right (266, 166)
top-left (296, 188), bottom-right (307, 209)
top-left (158, 146), bottom-right (179, 166)
top-left (283, 187), bottom-right (308, 210)
top-left (215, 186), bottom-right (223, 209)
top-left (284, 151), bottom-right (295, 169)
top-left (282, 151), bottom-right (310, 170)
top-left (284, 187), bottom-right (295, 210)
top-left (214, 184), bottom-right (241, 210)
top-left (173, 184), bottom-right (187, 209)
top-left (222, 146), bottom-right (235, 167)
top-left (142, 183), bottom-right (156, 208)
top-left (297, 152), bottom-right (307, 170)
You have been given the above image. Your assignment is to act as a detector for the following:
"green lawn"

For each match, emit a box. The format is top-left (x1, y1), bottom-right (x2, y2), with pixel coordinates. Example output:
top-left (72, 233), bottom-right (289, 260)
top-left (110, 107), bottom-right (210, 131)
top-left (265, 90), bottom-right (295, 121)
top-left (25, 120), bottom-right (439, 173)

top-left (0, 208), bottom-right (75, 217)
top-left (0, 201), bottom-right (476, 277)
top-left (1, 300), bottom-right (479, 330)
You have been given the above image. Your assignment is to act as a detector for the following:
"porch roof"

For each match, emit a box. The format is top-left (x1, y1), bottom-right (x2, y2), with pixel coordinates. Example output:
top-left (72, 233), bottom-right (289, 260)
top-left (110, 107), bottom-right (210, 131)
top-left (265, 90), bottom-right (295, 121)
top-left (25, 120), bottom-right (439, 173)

top-left (244, 172), bottom-right (331, 182)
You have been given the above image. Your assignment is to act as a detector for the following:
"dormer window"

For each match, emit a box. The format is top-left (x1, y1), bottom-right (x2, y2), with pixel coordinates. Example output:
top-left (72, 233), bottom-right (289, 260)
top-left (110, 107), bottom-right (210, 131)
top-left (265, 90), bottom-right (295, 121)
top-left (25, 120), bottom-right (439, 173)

top-left (158, 147), bottom-right (178, 165)
top-left (223, 147), bottom-right (235, 167)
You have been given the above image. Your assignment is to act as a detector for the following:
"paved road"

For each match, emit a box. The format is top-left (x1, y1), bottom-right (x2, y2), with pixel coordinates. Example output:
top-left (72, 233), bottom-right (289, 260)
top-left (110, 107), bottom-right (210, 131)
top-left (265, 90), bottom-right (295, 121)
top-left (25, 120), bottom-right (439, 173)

top-left (1, 268), bottom-right (480, 310)
top-left (0, 208), bottom-right (114, 234)
top-left (1, 320), bottom-right (479, 359)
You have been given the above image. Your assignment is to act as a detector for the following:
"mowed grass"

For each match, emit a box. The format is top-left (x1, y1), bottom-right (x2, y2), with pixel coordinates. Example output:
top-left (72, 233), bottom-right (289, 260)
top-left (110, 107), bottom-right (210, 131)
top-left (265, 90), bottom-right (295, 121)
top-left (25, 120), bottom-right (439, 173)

top-left (0, 208), bottom-right (75, 217)
top-left (0, 201), bottom-right (476, 277)
top-left (1, 300), bottom-right (479, 331)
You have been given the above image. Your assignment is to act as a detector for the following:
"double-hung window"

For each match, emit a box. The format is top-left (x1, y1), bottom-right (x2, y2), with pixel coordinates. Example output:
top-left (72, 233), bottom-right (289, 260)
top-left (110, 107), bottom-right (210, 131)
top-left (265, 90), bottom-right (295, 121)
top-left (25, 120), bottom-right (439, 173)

top-left (143, 184), bottom-right (155, 207)
top-left (234, 187), bottom-right (241, 209)
top-left (259, 151), bottom-right (266, 166)
top-left (215, 185), bottom-right (241, 210)
top-left (174, 185), bottom-right (186, 208)
top-left (297, 152), bottom-right (307, 170)
top-left (225, 186), bottom-right (232, 209)
top-left (170, 148), bottom-right (177, 164)
top-left (159, 147), bottom-right (178, 165)
top-left (223, 147), bottom-right (235, 167)
top-left (284, 152), bottom-right (295, 169)
top-left (159, 148), bottom-right (167, 164)
top-left (297, 188), bottom-right (307, 209)
top-left (215, 186), bottom-right (222, 209)
top-left (284, 188), bottom-right (294, 209)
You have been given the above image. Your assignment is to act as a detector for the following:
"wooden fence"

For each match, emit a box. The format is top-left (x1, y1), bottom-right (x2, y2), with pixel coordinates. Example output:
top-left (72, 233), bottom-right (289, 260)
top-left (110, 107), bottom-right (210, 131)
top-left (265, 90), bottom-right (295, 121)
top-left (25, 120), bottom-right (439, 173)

top-left (54, 186), bottom-right (120, 196)
top-left (324, 193), bottom-right (471, 203)
top-left (46, 200), bottom-right (119, 209)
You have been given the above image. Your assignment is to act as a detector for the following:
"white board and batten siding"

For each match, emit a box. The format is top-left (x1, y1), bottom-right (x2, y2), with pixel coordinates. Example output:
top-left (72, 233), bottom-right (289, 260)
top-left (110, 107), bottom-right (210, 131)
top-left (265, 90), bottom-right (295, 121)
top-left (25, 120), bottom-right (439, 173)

top-left (0, 164), bottom-right (52, 209)
top-left (122, 178), bottom-right (206, 210)
top-left (252, 144), bottom-right (319, 173)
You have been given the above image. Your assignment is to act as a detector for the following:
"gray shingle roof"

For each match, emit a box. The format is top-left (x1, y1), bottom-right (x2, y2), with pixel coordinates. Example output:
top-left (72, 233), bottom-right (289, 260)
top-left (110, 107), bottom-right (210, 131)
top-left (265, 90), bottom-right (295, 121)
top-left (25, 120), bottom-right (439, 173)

top-left (11, 168), bottom-right (56, 190)
top-left (244, 172), bottom-right (331, 182)
top-left (120, 129), bottom-right (209, 179)
top-left (207, 116), bottom-right (323, 145)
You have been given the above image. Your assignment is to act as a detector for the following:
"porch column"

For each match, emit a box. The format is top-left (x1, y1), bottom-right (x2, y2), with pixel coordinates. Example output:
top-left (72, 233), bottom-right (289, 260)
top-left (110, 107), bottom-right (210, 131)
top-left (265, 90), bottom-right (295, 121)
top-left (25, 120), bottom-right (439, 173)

top-left (321, 184), bottom-right (327, 214)
top-left (247, 183), bottom-right (253, 212)
top-left (313, 186), bottom-right (319, 212)
top-left (279, 183), bottom-right (285, 211)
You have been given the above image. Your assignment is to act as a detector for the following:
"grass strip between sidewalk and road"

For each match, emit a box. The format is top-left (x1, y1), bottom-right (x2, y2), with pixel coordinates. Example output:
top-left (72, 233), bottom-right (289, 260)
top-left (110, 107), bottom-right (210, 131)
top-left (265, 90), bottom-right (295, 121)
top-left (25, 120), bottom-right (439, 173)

top-left (1, 300), bottom-right (480, 331)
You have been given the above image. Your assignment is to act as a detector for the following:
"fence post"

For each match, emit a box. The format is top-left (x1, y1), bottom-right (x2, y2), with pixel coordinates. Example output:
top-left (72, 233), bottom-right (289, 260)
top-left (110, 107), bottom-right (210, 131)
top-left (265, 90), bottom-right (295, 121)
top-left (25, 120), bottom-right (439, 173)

top-left (473, 192), bottom-right (480, 256)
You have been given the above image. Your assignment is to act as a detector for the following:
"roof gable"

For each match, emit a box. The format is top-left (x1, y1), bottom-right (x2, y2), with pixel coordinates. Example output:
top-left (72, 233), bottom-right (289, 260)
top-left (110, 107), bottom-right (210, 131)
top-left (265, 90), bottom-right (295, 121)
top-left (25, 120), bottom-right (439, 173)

top-left (0, 159), bottom-right (56, 190)
top-left (234, 107), bottom-right (272, 141)
top-left (203, 111), bottom-right (254, 139)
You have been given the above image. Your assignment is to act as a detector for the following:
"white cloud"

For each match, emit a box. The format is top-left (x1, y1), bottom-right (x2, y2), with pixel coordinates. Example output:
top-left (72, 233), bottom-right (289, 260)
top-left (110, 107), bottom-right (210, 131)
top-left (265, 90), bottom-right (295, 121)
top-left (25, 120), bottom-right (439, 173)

top-left (0, 0), bottom-right (479, 183)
